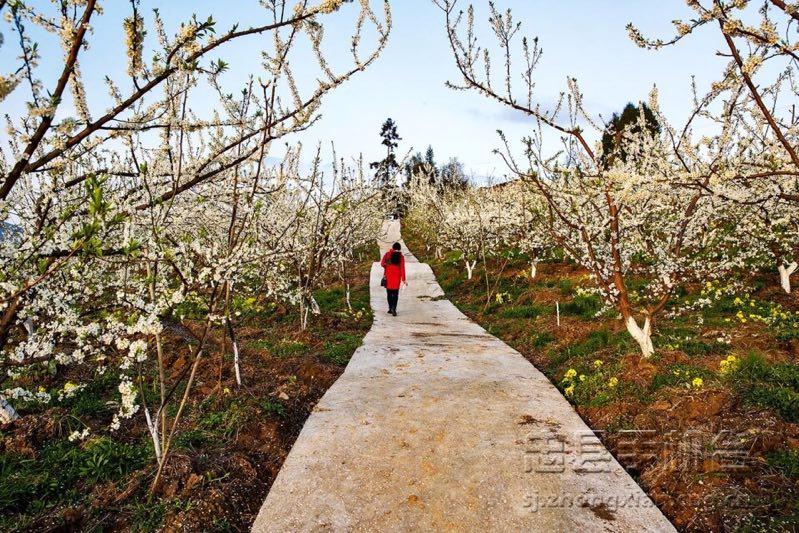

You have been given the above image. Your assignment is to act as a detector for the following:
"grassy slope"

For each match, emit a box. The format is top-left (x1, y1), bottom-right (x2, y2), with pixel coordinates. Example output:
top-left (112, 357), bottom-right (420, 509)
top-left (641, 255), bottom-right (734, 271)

top-left (0, 247), bottom-right (377, 532)
top-left (406, 230), bottom-right (799, 532)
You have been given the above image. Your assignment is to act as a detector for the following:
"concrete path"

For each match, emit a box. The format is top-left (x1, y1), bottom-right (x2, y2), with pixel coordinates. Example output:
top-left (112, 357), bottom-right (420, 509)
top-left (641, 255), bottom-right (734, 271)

top-left (252, 220), bottom-right (674, 532)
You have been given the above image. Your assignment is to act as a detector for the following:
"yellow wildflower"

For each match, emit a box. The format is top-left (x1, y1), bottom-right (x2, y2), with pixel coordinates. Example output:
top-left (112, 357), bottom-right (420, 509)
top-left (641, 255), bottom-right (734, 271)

top-left (719, 355), bottom-right (738, 375)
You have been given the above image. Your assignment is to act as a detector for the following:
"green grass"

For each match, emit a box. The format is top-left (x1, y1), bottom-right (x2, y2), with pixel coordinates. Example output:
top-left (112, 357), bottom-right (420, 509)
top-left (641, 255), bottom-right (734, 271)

top-left (560, 294), bottom-right (602, 319)
top-left (173, 429), bottom-right (211, 451)
top-left (557, 279), bottom-right (573, 296)
top-left (776, 326), bottom-right (799, 342)
top-left (768, 449), bottom-right (799, 478)
top-left (248, 338), bottom-right (308, 358)
top-left (440, 277), bottom-right (464, 293)
top-left (172, 400), bottom-right (249, 453)
top-left (0, 437), bottom-right (151, 518)
top-left (650, 363), bottom-right (716, 391)
top-left (677, 338), bottom-right (730, 357)
top-left (129, 499), bottom-right (170, 531)
top-left (259, 398), bottom-right (286, 417)
top-left (322, 332), bottom-right (362, 365)
top-left (312, 287), bottom-right (346, 311)
top-left (731, 353), bottom-right (799, 422)
top-left (550, 329), bottom-right (632, 367)
top-left (501, 304), bottom-right (548, 319)
top-left (531, 331), bottom-right (555, 348)
top-left (59, 372), bottom-right (117, 418)
top-left (197, 400), bottom-right (245, 439)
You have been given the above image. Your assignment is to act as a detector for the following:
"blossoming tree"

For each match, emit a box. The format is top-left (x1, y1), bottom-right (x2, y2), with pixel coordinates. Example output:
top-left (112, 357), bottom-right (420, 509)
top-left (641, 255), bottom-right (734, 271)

top-left (627, 0), bottom-right (799, 294)
top-left (433, 0), bottom-right (794, 356)
top-left (0, 0), bottom-right (392, 488)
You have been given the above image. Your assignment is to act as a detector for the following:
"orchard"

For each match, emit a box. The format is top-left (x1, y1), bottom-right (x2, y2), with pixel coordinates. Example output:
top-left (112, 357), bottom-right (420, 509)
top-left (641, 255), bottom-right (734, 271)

top-left (1, 1), bottom-right (798, 531)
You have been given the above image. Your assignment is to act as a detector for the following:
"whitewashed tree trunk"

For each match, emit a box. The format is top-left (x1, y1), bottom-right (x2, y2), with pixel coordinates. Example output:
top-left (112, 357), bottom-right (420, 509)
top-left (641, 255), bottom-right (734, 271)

top-left (530, 260), bottom-right (538, 279)
top-left (625, 315), bottom-right (654, 357)
top-left (345, 283), bottom-right (352, 311)
top-left (0, 397), bottom-right (19, 423)
top-left (299, 294), bottom-right (319, 331)
top-left (300, 300), bottom-right (308, 331)
top-left (465, 260), bottom-right (477, 280)
top-left (232, 340), bottom-right (241, 386)
top-left (144, 406), bottom-right (162, 462)
top-left (227, 280), bottom-right (241, 387)
top-left (778, 261), bottom-right (798, 294)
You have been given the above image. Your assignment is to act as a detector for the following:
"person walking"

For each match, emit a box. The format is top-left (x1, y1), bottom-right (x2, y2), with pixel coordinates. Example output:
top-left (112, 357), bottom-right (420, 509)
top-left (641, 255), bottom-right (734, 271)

top-left (380, 242), bottom-right (407, 316)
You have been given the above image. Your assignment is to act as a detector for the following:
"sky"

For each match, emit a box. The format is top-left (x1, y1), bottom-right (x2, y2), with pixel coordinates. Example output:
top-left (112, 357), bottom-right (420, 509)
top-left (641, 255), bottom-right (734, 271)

top-left (286, 0), bottom-right (727, 181)
top-left (0, 1), bottom-right (729, 183)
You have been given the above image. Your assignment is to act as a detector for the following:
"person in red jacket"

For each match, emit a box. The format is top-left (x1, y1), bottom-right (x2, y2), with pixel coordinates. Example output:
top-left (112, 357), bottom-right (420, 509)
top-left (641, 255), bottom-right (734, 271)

top-left (380, 242), bottom-right (407, 316)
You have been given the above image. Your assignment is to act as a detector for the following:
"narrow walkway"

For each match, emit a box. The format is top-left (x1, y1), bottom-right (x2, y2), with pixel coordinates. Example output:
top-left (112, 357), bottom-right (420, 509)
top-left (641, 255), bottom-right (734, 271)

top-left (252, 221), bottom-right (674, 532)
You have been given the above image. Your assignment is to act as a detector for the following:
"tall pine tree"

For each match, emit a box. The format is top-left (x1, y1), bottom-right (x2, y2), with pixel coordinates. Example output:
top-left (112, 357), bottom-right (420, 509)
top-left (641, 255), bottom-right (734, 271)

top-left (370, 118), bottom-right (402, 188)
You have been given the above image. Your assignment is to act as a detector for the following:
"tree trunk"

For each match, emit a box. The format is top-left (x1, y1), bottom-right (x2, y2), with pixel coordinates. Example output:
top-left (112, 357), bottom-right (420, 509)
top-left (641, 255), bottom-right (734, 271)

top-left (300, 302), bottom-right (308, 331)
top-left (530, 260), bottom-right (538, 279)
top-left (232, 340), bottom-right (241, 386)
top-left (625, 315), bottom-right (654, 357)
top-left (144, 406), bottom-right (162, 462)
top-left (465, 260), bottom-right (476, 280)
top-left (778, 261), bottom-right (798, 294)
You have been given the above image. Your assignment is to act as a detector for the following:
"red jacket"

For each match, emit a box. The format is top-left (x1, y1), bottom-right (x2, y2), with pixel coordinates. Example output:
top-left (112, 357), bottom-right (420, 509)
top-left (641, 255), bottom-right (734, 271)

top-left (381, 250), bottom-right (406, 290)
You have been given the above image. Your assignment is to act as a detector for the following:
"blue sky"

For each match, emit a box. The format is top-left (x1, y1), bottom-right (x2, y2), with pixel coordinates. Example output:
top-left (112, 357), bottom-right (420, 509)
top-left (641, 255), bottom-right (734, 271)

top-left (1, 1), bottom-right (727, 181)
top-left (292, 0), bottom-right (726, 180)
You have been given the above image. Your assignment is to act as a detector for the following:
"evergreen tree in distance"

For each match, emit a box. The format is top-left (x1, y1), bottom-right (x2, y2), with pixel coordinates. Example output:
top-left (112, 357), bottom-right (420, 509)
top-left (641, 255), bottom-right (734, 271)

top-left (601, 102), bottom-right (661, 168)
top-left (370, 118), bottom-right (402, 188)
top-left (404, 145), bottom-right (437, 185)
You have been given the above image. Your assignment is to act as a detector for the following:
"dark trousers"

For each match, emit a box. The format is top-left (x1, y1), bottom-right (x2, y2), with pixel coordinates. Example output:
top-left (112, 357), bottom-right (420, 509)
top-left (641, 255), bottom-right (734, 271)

top-left (386, 289), bottom-right (399, 312)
